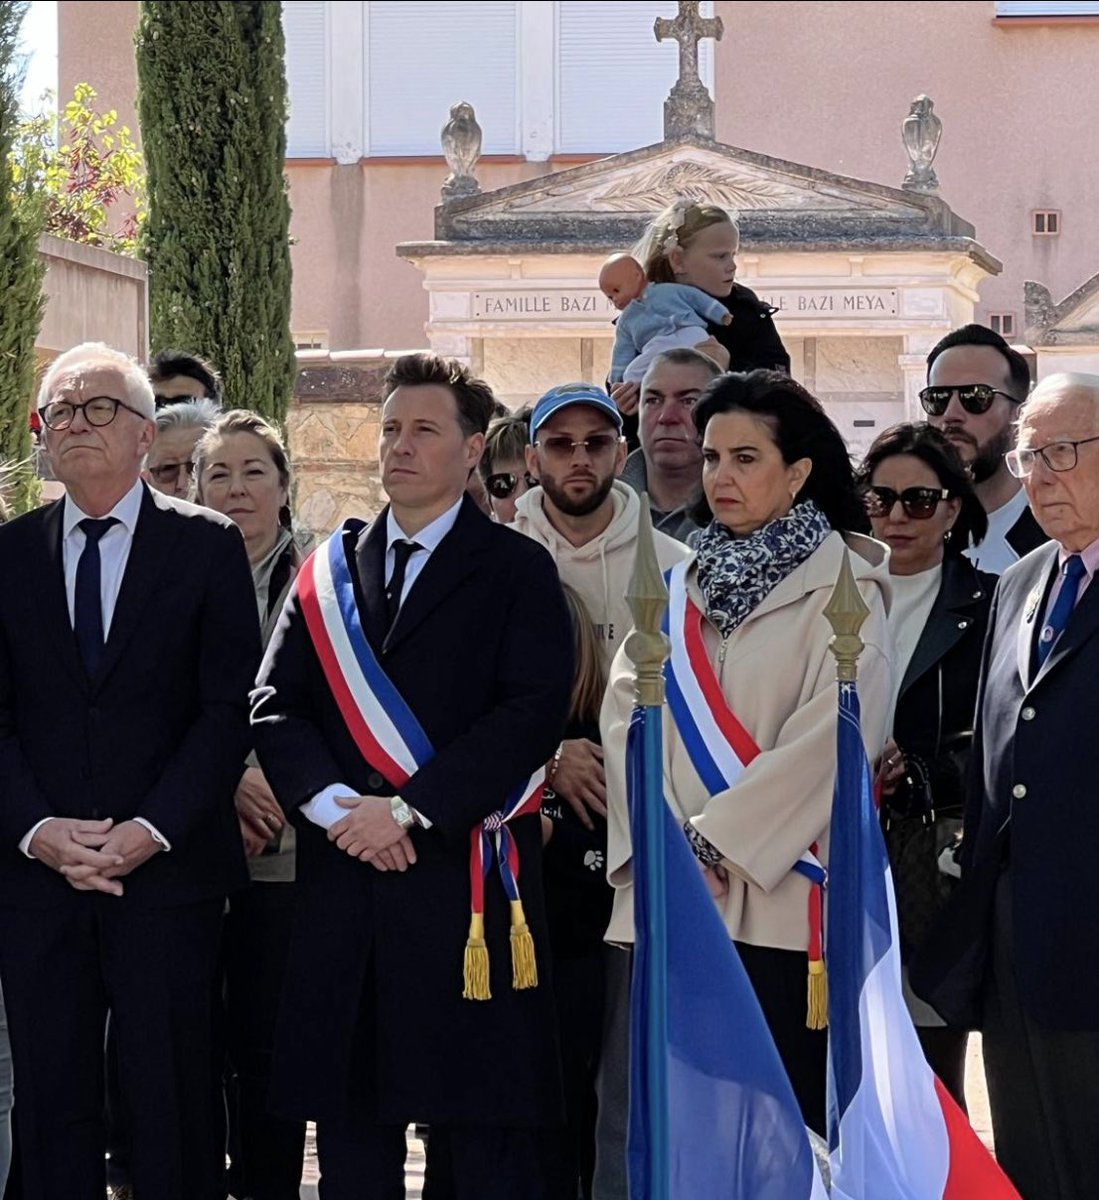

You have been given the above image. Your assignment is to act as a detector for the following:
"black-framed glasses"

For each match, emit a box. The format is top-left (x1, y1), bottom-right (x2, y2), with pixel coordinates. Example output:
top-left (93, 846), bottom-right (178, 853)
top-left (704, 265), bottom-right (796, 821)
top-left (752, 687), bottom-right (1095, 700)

top-left (864, 485), bottom-right (952, 520)
top-left (148, 459), bottom-right (196, 486)
top-left (486, 471), bottom-right (537, 500)
top-left (534, 434), bottom-right (622, 460)
top-left (919, 384), bottom-right (1020, 417)
top-left (1006, 435), bottom-right (1099, 478)
top-left (38, 395), bottom-right (147, 431)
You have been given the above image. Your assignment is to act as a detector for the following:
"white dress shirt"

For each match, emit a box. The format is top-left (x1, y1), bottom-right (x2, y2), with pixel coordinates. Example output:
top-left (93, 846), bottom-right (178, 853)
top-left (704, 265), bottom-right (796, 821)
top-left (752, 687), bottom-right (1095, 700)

top-left (21, 481), bottom-right (170, 856)
top-left (301, 498), bottom-right (465, 831)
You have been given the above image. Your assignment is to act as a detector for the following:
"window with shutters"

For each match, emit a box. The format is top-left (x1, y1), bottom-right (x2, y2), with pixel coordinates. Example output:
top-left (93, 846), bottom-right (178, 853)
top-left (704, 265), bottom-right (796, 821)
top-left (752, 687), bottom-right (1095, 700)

top-left (366, 2), bottom-right (519, 155)
top-left (283, 1), bottom-right (330, 158)
top-left (555, 1), bottom-right (716, 154)
top-left (989, 313), bottom-right (1016, 339)
top-left (1032, 210), bottom-right (1061, 236)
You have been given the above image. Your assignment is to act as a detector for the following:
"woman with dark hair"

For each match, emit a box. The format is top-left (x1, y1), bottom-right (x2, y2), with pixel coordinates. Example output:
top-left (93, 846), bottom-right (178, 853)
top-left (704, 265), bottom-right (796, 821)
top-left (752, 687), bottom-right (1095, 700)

top-left (600, 369), bottom-right (892, 1142)
top-left (857, 422), bottom-right (995, 1108)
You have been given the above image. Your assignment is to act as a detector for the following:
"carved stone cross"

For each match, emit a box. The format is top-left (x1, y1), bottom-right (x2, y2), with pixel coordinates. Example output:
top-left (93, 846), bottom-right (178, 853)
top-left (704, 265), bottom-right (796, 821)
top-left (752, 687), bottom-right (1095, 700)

top-left (654, 2), bottom-right (724, 140)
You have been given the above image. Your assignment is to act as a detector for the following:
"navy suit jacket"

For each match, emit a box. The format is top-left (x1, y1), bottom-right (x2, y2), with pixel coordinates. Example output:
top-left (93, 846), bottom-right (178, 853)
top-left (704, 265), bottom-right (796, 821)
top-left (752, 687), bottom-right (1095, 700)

top-left (961, 541), bottom-right (1099, 1029)
top-left (0, 485), bottom-right (260, 908)
top-left (252, 496), bottom-right (575, 1125)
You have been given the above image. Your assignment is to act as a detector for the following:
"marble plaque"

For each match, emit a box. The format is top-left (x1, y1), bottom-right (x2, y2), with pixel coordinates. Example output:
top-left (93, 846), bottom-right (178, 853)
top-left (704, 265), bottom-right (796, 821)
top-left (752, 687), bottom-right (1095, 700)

top-left (472, 290), bottom-right (618, 320)
top-left (754, 288), bottom-right (899, 319)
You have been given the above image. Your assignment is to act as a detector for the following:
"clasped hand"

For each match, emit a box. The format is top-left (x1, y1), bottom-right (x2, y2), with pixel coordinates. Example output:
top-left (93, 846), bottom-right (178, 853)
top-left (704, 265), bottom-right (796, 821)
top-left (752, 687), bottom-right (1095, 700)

top-left (329, 795), bottom-right (417, 872)
top-left (29, 817), bottom-right (163, 896)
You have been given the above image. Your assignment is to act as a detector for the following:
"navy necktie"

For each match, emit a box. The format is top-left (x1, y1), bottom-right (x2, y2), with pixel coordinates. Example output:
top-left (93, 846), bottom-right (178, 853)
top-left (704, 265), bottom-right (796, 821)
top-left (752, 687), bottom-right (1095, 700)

top-left (74, 517), bottom-right (119, 676)
top-left (386, 539), bottom-right (422, 632)
top-left (1036, 554), bottom-right (1086, 669)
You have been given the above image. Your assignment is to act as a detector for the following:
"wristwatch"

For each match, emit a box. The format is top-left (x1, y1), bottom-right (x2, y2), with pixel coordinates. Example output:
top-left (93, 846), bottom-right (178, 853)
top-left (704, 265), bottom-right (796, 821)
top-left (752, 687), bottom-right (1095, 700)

top-left (390, 795), bottom-right (417, 831)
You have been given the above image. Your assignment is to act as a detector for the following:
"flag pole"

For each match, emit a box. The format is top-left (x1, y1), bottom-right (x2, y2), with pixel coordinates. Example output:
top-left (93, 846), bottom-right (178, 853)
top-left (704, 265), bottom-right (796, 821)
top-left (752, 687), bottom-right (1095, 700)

top-left (823, 548), bottom-right (870, 680)
top-left (625, 498), bottom-right (671, 1200)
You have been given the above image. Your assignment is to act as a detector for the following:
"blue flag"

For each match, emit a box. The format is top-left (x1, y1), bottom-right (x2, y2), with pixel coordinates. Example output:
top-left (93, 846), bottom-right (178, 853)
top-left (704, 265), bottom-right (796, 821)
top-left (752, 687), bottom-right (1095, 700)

top-left (627, 705), bottom-right (826, 1199)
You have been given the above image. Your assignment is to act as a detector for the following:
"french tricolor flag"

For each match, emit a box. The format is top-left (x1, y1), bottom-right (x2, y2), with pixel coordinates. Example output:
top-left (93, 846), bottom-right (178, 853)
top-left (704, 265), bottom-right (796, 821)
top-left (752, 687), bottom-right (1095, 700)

top-left (826, 680), bottom-right (1020, 1200)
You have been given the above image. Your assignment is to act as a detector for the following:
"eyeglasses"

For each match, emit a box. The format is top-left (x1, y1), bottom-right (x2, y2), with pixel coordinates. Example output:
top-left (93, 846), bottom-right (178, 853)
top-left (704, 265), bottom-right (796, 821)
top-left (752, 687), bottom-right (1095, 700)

top-left (148, 459), bottom-right (196, 486)
top-left (486, 471), bottom-right (537, 500)
top-left (1006, 435), bottom-right (1099, 478)
top-left (534, 434), bottom-right (622, 460)
top-left (919, 384), bottom-right (1020, 417)
top-left (38, 395), bottom-right (147, 431)
top-left (863, 485), bottom-right (952, 520)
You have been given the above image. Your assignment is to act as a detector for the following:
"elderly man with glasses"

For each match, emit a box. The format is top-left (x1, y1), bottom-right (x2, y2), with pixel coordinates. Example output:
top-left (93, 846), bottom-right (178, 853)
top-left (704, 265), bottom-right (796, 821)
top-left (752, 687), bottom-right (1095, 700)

top-left (0, 342), bottom-right (260, 1199)
top-left (915, 372), bottom-right (1099, 1199)
top-left (922, 323), bottom-right (1049, 573)
top-left (142, 397), bottom-right (221, 500)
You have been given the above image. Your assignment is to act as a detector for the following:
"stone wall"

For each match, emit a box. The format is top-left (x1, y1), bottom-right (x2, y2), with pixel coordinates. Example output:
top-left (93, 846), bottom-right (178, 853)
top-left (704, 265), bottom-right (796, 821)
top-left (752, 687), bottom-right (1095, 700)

top-left (287, 362), bottom-right (388, 536)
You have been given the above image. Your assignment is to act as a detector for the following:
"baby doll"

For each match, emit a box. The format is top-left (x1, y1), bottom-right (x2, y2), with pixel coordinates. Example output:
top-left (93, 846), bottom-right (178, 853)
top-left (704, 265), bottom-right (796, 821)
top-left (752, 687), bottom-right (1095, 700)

top-left (598, 252), bottom-right (731, 385)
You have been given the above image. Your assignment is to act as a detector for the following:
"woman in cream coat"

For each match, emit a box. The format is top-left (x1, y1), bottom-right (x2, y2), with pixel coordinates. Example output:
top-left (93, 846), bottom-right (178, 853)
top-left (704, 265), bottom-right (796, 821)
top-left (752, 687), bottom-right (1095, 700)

top-left (598, 370), bottom-right (892, 1167)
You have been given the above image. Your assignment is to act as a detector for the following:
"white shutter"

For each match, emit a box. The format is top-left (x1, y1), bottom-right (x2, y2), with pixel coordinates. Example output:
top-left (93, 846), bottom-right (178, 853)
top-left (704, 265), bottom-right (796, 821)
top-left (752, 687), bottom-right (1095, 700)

top-left (556, 1), bottom-right (716, 154)
top-left (367, 2), bottom-right (519, 155)
top-left (996, 2), bottom-right (1099, 14)
top-left (282, 1), bottom-right (330, 157)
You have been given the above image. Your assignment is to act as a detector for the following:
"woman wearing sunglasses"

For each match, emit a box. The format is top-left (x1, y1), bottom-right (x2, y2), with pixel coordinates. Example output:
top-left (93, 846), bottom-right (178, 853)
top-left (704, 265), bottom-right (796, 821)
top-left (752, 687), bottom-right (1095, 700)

top-left (478, 410), bottom-right (537, 524)
top-left (857, 422), bottom-right (995, 1108)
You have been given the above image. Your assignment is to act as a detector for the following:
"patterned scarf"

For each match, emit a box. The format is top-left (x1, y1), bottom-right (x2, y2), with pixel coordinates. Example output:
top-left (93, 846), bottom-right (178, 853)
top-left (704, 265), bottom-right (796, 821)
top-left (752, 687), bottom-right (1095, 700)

top-left (694, 499), bottom-right (832, 638)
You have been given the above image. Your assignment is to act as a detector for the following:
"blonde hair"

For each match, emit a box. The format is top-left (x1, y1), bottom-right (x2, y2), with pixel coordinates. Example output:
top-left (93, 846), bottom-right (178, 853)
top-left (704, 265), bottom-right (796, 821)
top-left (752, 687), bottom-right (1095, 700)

top-left (560, 583), bottom-right (608, 728)
top-left (194, 408), bottom-right (293, 527)
top-left (634, 200), bottom-right (740, 284)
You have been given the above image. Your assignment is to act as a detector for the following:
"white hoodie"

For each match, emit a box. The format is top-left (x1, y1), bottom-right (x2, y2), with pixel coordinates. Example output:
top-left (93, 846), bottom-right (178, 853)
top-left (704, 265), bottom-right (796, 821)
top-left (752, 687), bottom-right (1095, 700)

top-left (512, 481), bottom-right (691, 671)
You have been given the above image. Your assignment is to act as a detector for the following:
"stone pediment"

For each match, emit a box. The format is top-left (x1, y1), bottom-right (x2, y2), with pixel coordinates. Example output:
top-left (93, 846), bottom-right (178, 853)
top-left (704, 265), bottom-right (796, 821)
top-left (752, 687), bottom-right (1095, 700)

top-left (402, 136), bottom-right (993, 266)
top-left (1025, 274), bottom-right (1099, 345)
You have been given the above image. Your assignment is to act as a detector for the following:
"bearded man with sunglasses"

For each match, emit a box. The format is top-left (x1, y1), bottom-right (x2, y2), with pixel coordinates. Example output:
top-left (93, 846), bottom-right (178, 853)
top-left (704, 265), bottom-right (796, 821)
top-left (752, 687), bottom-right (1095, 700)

top-left (0, 342), bottom-right (260, 1199)
top-left (922, 324), bottom-right (1048, 574)
top-left (913, 373), bottom-right (1099, 1199)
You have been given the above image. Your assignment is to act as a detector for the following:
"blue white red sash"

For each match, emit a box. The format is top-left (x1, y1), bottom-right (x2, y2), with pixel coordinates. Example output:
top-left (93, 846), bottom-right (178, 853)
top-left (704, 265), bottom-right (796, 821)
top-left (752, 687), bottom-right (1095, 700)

top-left (662, 560), bottom-right (829, 1027)
top-left (296, 521), bottom-right (544, 999)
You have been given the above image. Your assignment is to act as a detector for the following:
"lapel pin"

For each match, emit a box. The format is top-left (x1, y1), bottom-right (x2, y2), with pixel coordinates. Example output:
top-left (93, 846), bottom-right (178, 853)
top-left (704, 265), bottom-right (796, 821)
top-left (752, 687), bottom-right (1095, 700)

top-left (1024, 587), bottom-right (1042, 622)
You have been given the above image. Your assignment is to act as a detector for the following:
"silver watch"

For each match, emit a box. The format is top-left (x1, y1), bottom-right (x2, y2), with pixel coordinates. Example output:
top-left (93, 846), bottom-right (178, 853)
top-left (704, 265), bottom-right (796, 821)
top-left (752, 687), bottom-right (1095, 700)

top-left (390, 795), bottom-right (416, 831)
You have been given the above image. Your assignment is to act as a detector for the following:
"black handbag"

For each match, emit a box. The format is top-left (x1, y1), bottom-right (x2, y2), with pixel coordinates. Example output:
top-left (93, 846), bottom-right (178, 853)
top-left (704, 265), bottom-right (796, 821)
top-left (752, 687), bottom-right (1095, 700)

top-left (880, 753), bottom-right (961, 959)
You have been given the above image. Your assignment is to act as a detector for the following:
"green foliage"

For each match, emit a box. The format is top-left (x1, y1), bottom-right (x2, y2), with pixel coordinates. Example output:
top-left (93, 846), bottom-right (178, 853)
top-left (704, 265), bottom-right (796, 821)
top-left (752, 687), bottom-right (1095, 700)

top-left (136, 1), bottom-right (295, 425)
top-left (13, 83), bottom-right (146, 254)
top-left (0, 0), bottom-right (45, 512)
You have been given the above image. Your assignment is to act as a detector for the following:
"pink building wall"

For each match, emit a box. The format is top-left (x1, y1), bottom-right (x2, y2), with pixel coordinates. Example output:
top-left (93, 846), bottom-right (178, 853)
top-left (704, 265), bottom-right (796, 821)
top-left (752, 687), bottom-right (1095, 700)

top-left (57, 1), bottom-right (1099, 355)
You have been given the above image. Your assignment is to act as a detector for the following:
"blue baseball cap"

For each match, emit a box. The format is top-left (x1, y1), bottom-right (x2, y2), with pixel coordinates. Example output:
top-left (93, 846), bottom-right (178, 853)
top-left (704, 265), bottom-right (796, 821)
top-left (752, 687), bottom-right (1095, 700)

top-left (529, 383), bottom-right (624, 443)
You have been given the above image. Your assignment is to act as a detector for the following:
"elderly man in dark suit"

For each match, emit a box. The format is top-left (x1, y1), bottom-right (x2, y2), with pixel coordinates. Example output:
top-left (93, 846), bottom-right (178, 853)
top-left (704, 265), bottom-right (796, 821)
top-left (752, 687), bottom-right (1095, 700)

top-left (950, 372), bottom-right (1099, 1199)
top-left (252, 352), bottom-right (573, 1199)
top-left (0, 342), bottom-right (260, 1199)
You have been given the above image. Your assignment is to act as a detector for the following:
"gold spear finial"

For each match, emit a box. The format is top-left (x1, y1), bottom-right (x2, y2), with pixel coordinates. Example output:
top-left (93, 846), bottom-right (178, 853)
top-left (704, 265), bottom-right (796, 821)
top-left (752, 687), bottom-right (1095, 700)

top-left (823, 547), bottom-right (870, 682)
top-left (625, 497), bottom-right (671, 707)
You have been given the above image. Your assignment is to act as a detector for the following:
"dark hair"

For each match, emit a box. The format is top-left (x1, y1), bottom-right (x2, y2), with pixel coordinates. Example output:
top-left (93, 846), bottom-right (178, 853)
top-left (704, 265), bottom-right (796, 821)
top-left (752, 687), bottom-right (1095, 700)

top-left (148, 349), bottom-right (222, 403)
top-left (479, 408), bottom-right (532, 482)
top-left (194, 409), bottom-right (293, 529)
top-left (382, 352), bottom-right (497, 438)
top-left (925, 324), bottom-right (1031, 401)
top-left (855, 422), bottom-right (987, 552)
top-left (691, 369), bottom-right (866, 533)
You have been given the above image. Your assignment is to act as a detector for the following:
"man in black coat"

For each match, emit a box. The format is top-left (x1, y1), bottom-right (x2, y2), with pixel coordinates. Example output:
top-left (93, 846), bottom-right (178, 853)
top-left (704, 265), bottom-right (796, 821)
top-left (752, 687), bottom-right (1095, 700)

top-left (252, 353), bottom-right (574, 1198)
top-left (932, 372), bottom-right (1099, 1199)
top-left (0, 343), bottom-right (260, 1199)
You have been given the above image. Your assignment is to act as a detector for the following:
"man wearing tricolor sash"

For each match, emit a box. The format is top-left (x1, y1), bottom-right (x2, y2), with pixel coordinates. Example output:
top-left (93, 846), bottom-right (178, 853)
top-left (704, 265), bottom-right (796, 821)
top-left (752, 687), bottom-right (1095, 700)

top-left (252, 353), bottom-right (574, 1198)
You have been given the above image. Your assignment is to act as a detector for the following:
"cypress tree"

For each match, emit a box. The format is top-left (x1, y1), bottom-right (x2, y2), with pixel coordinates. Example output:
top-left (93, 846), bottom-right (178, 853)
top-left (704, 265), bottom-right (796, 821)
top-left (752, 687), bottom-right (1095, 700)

top-left (136, 1), bottom-right (295, 424)
top-left (0, 0), bottom-right (45, 512)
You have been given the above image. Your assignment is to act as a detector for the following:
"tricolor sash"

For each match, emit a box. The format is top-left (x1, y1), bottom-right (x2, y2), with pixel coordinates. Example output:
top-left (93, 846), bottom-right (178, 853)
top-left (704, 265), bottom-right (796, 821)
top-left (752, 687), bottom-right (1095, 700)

top-left (662, 559), bottom-right (829, 1028)
top-left (296, 520), bottom-right (545, 1000)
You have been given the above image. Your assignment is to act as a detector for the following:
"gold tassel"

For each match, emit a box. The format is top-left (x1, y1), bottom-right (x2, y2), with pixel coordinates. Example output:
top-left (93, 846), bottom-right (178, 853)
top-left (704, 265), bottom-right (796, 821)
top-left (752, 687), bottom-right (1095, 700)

top-left (807, 958), bottom-right (829, 1030)
top-left (463, 912), bottom-right (491, 1001)
top-left (509, 899), bottom-right (539, 991)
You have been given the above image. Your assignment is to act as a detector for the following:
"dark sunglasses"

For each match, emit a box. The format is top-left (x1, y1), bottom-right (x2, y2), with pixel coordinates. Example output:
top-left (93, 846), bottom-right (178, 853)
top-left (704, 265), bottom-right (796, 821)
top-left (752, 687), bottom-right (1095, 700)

top-left (486, 471), bottom-right (537, 500)
top-left (919, 384), bottom-right (1019, 417)
top-left (864, 485), bottom-right (952, 520)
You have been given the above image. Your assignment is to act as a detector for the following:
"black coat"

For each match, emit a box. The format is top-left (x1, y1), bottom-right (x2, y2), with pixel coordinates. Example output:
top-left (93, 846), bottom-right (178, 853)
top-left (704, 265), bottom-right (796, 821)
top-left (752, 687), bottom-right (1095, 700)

top-left (892, 555), bottom-right (996, 818)
top-left (0, 485), bottom-right (259, 907)
top-left (918, 544), bottom-right (1099, 1031)
top-left (1005, 504), bottom-right (1049, 561)
top-left (710, 283), bottom-right (791, 374)
top-left (252, 496), bottom-right (575, 1125)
